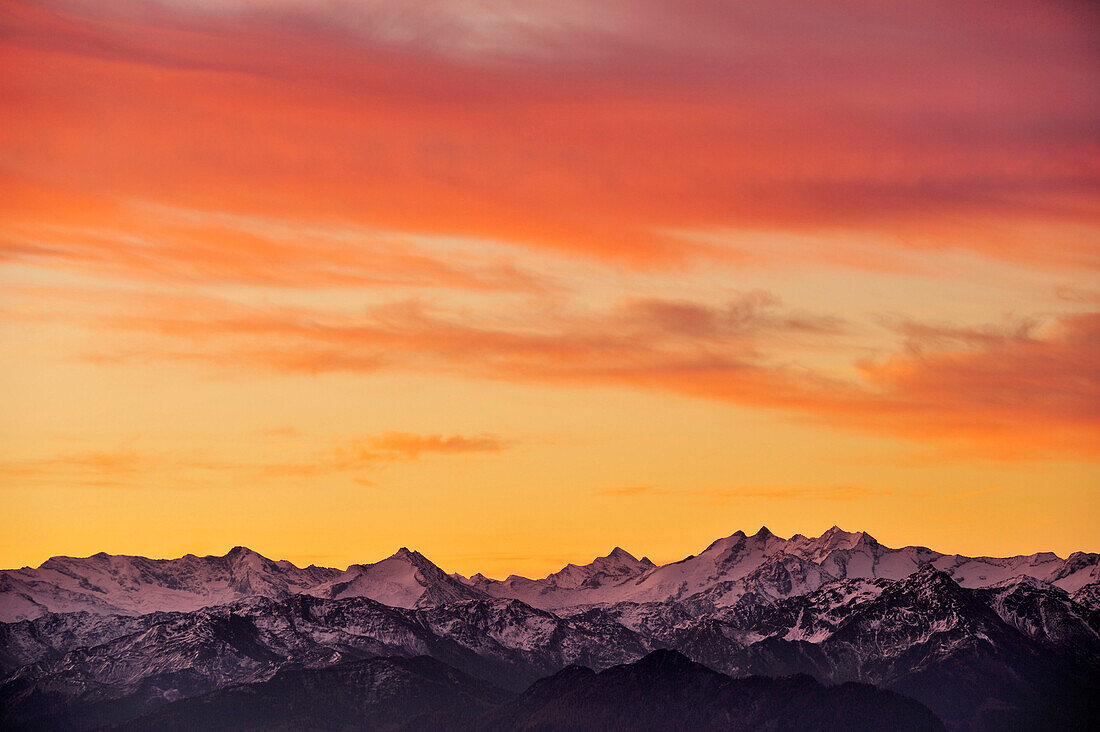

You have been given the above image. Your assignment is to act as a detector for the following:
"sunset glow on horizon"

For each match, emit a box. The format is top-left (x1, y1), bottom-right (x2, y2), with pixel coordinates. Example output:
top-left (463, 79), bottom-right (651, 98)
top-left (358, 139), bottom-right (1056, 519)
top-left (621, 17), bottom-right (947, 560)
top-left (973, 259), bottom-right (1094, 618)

top-left (1, 0), bottom-right (1098, 577)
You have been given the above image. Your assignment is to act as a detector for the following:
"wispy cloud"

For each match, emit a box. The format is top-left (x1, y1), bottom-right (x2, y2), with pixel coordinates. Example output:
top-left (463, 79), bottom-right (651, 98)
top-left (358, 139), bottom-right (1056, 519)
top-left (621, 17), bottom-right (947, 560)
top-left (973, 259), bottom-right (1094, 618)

top-left (0, 202), bottom-right (551, 293)
top-left (359, 432), bottom-right (507, 459)
top-left (598, 485), bottom-right (890, 503)
top-left (44, 285), bottom-right (1098, 458)
top-left (597, 485), bottom-right (654, 497)
top-left (7, 280), bottom-right (1095, 459)
top-left (0, 450), bottom-right (158, 483)
top-left (0, 432), bottom-right (512, 488)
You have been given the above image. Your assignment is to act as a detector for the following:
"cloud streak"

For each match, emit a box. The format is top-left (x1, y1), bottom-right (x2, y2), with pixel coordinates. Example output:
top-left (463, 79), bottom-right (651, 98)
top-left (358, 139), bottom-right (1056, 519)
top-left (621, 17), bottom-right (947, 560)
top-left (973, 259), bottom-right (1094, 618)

top-left (15, 285), bottom-right (1094, 459)
top-left (2, 0), bottom-right (1097, 274)
top-left (597, 485), bottom-right (891, 503)
top-left (0, 432), bottom-right (512, 488)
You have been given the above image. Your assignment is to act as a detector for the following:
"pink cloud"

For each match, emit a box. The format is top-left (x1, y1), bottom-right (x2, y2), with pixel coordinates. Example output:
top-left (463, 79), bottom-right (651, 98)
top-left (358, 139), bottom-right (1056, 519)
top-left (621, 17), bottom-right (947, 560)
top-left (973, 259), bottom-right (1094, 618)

top-left (2, 0), bottom-right (1097, 272)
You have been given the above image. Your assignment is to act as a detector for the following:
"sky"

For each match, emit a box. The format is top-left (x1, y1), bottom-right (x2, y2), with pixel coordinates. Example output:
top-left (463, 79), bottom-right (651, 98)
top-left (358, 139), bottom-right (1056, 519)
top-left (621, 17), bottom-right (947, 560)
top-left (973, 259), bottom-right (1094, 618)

top-left (1, 0), bottom-right (1098, 577)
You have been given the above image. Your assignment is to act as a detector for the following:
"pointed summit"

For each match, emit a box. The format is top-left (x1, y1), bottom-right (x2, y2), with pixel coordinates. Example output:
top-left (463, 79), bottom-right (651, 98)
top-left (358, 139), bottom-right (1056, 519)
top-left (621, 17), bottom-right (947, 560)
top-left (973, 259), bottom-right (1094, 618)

top-left (382, 547), bottom-right (442, 572)
top-left (223, 547), bottom-right (274, 574)
top-left (600, 547), bottom-right (650, 568)
top-left (898, 564), bottom-right (962, 594)
top-left (703, 530), bottom-right (747, 553)
top-left (814, 526), bottom-right (872, 551)
top-left (309, 547), bottom-right (485, 608)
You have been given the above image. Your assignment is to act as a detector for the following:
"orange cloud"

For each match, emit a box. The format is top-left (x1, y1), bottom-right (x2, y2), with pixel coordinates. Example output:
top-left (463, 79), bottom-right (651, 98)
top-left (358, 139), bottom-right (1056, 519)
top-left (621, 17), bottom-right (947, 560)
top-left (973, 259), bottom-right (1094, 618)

top-left (21, 284), bottom-right (1094, 459)
top-left (847, 312), bottom-right (1100, 455)
top-left (249, 432), bottom-right (511, 475)
top-left (597, 485), bottom-right (890, 502)
top-left (0, 432), bottom-right (512, 488)
top-left (2, 0), bottom-right (1097, 274)
top-left (365, 432), bottom-right (507, 459)
top-left (0, 450), bottom-right (155, 479)
top-left (0, 185), bottom-right (549, 292)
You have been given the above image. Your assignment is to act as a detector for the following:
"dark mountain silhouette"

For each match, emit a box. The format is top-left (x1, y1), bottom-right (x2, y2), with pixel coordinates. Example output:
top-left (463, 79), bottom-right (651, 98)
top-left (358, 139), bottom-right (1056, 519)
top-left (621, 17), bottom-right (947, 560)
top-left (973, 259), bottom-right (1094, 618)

top-left (119, 651), bottom-right (944, 732)
top-left (113, 655), bottom-right (511, 732)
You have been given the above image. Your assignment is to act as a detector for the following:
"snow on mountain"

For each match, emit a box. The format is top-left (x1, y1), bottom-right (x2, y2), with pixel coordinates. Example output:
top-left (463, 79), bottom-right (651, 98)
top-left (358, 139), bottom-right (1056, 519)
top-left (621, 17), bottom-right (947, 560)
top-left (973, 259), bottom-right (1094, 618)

top-left (0, 547), bottom-right (340, 622)
top-left (983, 575), bottom-right (1100, 649)
top-left (465, 547), bottom-right (655, 609)
top-left (306, 548), bottom-right (487, 608)
top-left (466, 526), bottom-right (1100, 612)
top-left (3, 564), bottom-right (1098, 731)
top-left (466, 526), bottom-right (853, 610)
top-left (2, 530), bottom-right (1097, 621)
top-left (1071, 581), bottom-right (1100, 610)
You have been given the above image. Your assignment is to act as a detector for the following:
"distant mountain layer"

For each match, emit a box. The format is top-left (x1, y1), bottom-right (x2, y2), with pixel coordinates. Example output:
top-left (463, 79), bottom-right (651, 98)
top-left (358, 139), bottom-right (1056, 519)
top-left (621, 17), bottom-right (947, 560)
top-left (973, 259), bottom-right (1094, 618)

top-left (117, 651), bottom-right (946, 732)
top-left (1, 529), bottom-right (1098, 731)
top-left (3, 527), bottom-right (1098, 621)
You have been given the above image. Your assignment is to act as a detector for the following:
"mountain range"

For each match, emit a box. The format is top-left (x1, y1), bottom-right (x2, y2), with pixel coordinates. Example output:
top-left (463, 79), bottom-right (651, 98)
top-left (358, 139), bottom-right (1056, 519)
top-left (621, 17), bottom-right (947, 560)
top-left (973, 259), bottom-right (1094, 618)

top-left (4, 527), bottom-right (1097, 622)
top-left (2, 528), bottom-right (1098, 731)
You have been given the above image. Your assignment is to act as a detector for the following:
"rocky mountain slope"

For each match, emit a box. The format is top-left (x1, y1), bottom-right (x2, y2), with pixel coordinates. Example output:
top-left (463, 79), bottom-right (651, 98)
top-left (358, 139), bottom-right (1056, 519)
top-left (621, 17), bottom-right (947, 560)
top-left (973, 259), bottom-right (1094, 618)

top-left (2, 569), bottom-right (1097, 730)
top-left (2, 529), bottom-right (1098, 730)
top-left (467, 527), bottom-right (1100, 612)
top-left (0, 547), bottom-right (340, 622)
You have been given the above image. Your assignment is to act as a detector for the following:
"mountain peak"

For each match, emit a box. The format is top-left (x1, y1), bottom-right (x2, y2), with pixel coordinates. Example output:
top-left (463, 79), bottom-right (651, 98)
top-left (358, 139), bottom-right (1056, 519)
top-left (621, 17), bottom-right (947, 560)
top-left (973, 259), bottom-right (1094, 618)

top-left (605, 547), bottom-right (639, 562)
top-left (224, 546), bottom-right (273, 571)
top-left (387, 547), bottom-right (432, 564)
top-left (538, 546), bottom-right (655, 589)
top-left (382, 547), bottom-right (443, 574)
top-left (902, 564), bottom-right (960, 591)
top-left (816, 526), bottom-right (875, 549)
top-left (311, 548), bottom-right (482, 608)
top-left (702, 529), bottom-right (747, 553)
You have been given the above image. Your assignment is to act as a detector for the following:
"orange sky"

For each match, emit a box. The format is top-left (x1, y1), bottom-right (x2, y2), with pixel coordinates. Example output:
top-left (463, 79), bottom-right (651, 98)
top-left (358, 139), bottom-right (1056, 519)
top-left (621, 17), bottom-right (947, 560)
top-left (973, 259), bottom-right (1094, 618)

top-left (1, 0), bottom-right (1098, 577)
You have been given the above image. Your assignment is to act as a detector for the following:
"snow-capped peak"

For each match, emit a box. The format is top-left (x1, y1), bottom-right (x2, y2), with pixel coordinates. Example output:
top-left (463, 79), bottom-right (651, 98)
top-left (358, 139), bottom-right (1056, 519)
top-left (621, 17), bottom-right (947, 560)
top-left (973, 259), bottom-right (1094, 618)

top-left (593, 547), bottom-right (654, 572)
top-left (0, 547), bottom-right (341, 621)
top-left (307, 548), bottom-right (486, 608)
